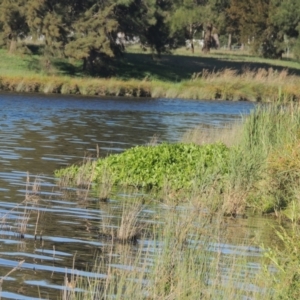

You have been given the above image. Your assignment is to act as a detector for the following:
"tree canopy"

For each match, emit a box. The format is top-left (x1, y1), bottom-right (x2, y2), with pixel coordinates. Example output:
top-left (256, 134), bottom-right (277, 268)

top-left (0, 0), bottom-right (299, 71)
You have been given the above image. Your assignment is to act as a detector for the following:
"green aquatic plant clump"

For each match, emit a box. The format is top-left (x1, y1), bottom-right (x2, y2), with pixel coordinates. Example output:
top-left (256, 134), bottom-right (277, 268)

top-left (55, 142), bottom-right (229, 191)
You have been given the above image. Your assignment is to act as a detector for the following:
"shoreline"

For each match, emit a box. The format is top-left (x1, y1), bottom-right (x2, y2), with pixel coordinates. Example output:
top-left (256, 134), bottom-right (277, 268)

top-left (0, 68), bottom-right (299, 102)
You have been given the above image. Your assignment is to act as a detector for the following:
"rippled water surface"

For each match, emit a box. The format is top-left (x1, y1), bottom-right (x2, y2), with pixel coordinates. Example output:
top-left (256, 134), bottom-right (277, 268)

top-left (0, 93), bottom-right (272, 299)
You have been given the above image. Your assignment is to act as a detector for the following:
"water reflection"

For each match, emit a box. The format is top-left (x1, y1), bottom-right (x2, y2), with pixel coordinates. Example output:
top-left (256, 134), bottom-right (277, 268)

top-left (0, 93), bottom-right (255, 174)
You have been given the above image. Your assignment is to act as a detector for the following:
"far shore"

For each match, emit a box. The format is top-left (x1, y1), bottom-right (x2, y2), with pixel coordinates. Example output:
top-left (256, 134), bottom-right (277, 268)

top-left (0, 70), bottom-right (298, 102)
top-left (1, 47), bottom-right (300, 102)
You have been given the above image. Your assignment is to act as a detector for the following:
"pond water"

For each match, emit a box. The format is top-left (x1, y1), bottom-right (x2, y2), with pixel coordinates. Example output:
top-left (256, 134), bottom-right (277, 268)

top-left (0, 93), bottom-right (274, 299)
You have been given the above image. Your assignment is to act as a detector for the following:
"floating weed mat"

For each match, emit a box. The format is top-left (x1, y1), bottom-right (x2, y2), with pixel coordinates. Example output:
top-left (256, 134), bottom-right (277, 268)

top-left (55, 142), bottom-right (229, 193)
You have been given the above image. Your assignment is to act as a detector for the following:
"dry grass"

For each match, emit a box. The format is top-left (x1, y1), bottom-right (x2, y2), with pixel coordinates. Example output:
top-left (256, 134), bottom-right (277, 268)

top-left (117, 202), bottom-right (144, 242)
top-left (98, 199), bottom-right (145, 243)
top-left (221, 187), bottom-right (247, 217)
top-left (0, 260), bottom-right (25, 299)
top-left (186, 67), bottom-right (299, 102)
top-left (181, 122), bottom-right (242, 147)
top-left (0, 174), bottom-right (42, 238)
top-left (97, 163), bottom-right (114, 202)
top-left (0, 67), bottom-right (299, 102)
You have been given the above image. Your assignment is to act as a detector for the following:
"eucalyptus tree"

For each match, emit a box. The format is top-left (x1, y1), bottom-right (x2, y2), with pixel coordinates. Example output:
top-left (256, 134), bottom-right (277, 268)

top-left (201, 0), bottom-right (230, 52)
top-left (64, 0), bottom-right (120, 73)
top-left (270, 0), bottom-right (300, 59)
top-left (25, 0), bottom-right (76, 58)
top-left (115, 0), bottom-right (175, 54)
top-left (170, 0), bottom-right (229, 53)
top-left (170, 0), bottom-right (205, 53)
top-left (0, 0), bottom-right (29, 53)
top-left (227, 0), bottom-right (285, 58)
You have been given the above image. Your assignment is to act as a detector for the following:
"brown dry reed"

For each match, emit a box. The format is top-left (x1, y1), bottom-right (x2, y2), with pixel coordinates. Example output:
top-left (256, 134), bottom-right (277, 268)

top-left (0, 260), bottom-right (25, 299)
top-left (69, 204), bottom-right (271, 300)
top-left (0, 68), bottom-right (299, 102)
top-left (181, 122), bottom-right (243, 147)
top-left (0, 173), bottom-right (42, 238)
top-left (98, 198), bottom-right (144, 243)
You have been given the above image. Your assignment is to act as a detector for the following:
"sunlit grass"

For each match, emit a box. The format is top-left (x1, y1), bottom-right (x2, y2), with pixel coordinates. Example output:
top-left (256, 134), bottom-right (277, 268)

top-left (1, 46), bottom-right (300, 101)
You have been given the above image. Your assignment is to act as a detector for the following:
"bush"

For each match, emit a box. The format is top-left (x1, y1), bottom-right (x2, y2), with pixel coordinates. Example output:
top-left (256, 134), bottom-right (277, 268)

top-left (55, 142), bottom-right (229, 192)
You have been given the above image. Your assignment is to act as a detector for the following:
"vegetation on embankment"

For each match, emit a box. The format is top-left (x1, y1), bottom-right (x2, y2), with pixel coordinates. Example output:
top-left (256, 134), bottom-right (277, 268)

top-left (55, 102), bottom-right (300, 218)
top-left (2, 48), bottom-right (300, 101)
top-left (55, 102), bottom-right (300, 300)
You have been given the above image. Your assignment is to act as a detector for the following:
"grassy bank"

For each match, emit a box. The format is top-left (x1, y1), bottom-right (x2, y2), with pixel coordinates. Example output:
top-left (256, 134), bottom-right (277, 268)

top-left (1, 47), bottom-right (300, 101)
top-left (55, 102), bottom-right (300, 218)
top-left (61, 201), bottom-right (299, 300)
top-left (56, 103), bottom-right (300, 299)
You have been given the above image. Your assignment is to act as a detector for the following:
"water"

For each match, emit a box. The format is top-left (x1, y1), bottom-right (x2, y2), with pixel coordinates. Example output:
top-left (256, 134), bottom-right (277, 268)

top-left (0, 93), bottom-right (271, 299)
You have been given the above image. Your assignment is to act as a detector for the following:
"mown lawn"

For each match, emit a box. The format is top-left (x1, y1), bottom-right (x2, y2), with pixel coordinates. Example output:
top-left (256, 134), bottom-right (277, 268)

top-left (2, 45), bottom-right (300, 81)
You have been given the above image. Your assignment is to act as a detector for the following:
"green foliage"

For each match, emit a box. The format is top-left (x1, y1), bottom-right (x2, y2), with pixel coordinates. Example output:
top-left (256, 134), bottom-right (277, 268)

top-left (116, 0), bottom-right (176, 54)
top-left (65, 2), bottom-right (120, 73)
top-left (1, 0), bottom-right (300, 63)
top-left (0, 0), bottom-right (29, 53)
top-left (55, 142), bottom-right (229, 192)
top-left (234, 103), bottom-right (300, 213)
top-left (271, 0), bottom-right (300, 39)
top-left (227, 0), bottom-right (286, 58)
top-left (263, 225), bottom-right (300, 299)
top-left (292, 37), bottom-right (300, 60)
top-left (26, 0), bottom-right (69, 58)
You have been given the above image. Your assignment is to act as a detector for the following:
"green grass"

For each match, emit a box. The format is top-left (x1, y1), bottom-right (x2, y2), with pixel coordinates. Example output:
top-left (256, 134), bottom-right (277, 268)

top-left (2, 45), bottom-right (300, 101)
top-left (0, 49), bottom-right (40, 76)
top-left (117, 48), bottom-right (300, 82)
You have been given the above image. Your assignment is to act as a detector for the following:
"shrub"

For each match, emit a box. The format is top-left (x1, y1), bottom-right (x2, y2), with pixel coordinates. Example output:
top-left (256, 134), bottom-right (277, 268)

top-left (55, 142), bottom-right (229, 192)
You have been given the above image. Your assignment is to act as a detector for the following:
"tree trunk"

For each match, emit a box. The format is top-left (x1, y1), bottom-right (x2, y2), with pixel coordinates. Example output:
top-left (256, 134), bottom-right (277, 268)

top-left (202, 24), bottom-right (212, 53)
top-left (82, 57), bottom-right (87, 71)
top-left (227, 33), bottom-right (232, 50)
top-left (9, 37), bottom-right (17, 54)
top-left (189, 24), bottom-right (194, 54)
top-left (82, 51), bottom-right (97, 73)
top-left (213, 33), bottom-right (220, 49)
top-left (190, 39), bottom-right (194, 54)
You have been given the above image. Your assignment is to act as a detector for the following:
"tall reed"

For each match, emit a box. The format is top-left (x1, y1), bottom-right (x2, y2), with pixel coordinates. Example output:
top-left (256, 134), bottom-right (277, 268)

top-left (262, 205), bottom-right (300, 300)
top-left (69, 205), bottom-right (272, 300)
top-left (231, 103), bottom-right (300, 212)
top-left (181, 102), bottom-right (300, 215)
top-left (1, 68), bottom-right (300, 102)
